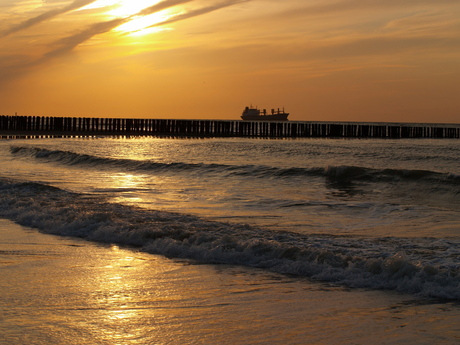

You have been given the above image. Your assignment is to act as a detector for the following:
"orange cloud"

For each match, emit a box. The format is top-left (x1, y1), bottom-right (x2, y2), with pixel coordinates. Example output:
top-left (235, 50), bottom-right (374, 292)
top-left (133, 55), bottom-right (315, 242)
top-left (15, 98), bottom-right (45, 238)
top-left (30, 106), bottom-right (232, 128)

top-left (147, 0), bottom-right (249, 29)
top-left (0, 0), bottom-right (459, 122)
top-left (1, 0), bottom-right (98, 38)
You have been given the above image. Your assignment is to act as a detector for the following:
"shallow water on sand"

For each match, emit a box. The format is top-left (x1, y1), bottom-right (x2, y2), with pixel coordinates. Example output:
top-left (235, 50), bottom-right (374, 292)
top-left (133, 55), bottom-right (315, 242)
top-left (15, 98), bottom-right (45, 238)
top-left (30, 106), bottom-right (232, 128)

top-left (1, 137), bottom-right (460, 300)
top-left (1, 219), bottom-right (459, 345)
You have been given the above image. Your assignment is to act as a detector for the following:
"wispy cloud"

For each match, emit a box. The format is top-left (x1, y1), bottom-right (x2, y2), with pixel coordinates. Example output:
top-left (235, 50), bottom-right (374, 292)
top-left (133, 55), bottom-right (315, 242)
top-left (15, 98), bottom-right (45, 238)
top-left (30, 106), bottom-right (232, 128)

top-left (0, 0), bottom-right (251, 83)
top-left (147, 0), bottom-right (249, 29)
top-left (43, 17), bottom-right (128, 59)
top-left (287, 0), bottom-right (460, 16)
top-left (139, 0), bottom-right (195, 16)
top-left (1, 0), bottom-right (99, 38)
top-left (1, 0), bottom-right (459, 121)
top-left (42, 0), bottom-right (205, 59)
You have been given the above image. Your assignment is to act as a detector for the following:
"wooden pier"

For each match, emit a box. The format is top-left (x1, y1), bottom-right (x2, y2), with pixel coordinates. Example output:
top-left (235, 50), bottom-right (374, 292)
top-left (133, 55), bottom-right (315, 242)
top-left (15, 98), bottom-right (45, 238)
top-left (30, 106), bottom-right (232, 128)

top-left (1, 115), bottom-right (459, 139)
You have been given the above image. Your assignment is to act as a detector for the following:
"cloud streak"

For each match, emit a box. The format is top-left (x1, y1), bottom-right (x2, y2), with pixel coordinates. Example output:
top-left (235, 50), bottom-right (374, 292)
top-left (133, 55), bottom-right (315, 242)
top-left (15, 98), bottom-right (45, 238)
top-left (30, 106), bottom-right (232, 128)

top-left (1, 0), bottom-right (459, 122)
top-left (43, 17), bottom-right (128, 59)
top-left (147, 0), bottom-right (250, 29)
top-left (283, 0), bottom-right (460, 17)
top-left (1, 0), bottom-right (250, 82)
top-left (139, 0), bottom-right (195, 16)
top-left (41, 0), bottom-right (251, 60)
top-left (1, 0), bottom-right (98, 38)
top-left (42, 0), bottom-right (202, 59)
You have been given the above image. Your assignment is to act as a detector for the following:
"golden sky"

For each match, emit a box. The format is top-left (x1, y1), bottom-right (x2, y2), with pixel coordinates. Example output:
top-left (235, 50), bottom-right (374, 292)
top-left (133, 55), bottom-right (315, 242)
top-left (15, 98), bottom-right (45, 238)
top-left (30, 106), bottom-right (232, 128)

top-left (0, 0), bottom-right (459, 123)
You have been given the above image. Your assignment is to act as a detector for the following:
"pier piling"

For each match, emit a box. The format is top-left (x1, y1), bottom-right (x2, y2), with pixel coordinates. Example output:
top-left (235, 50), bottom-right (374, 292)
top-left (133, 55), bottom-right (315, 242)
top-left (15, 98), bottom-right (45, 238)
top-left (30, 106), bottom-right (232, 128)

top-left (0, 115), bottom-right (459, 139)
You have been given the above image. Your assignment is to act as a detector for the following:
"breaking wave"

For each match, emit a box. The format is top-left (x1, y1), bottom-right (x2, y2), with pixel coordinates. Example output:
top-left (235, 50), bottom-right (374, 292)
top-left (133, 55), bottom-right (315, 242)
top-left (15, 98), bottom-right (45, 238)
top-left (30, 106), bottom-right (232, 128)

top-left (10, 146), bottom-right (460, 189)
top-left (0, 177), bottom-right (459, 300)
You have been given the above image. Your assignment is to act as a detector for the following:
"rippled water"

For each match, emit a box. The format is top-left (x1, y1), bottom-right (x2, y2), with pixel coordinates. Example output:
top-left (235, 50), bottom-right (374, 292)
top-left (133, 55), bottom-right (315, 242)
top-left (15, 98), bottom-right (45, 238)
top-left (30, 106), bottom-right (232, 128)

top-left (1, 136), bottom-right (459, 343)
top-left (0, 137), bottom-right (459, 299)
top-left (1, 219), bottom-right (459, 345)
top-left (4, 137), bottom-right (460, 236)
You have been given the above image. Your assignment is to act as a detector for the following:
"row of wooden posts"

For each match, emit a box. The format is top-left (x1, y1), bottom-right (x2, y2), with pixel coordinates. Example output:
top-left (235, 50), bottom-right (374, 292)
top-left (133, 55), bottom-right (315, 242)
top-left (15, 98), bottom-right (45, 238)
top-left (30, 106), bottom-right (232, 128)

top-left (1, 115), bottom-right (459, 139)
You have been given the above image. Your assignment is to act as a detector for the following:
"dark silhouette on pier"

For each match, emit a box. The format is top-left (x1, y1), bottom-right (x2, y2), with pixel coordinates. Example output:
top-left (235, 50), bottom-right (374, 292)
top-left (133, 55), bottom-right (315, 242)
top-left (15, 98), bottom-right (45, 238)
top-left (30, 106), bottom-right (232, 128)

top-left (1, 115), bottom-right (459, 139)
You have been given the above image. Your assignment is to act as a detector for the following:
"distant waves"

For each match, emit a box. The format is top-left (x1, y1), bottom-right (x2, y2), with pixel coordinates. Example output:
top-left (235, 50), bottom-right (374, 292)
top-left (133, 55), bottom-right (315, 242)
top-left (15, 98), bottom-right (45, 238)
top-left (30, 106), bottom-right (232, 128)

top-left (10, 146), bottom-right (460, 189)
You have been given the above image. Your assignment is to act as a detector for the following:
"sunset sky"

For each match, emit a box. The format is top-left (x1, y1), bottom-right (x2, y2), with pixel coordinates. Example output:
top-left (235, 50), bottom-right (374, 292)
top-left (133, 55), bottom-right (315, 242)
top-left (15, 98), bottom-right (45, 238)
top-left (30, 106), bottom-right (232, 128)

top-left (0, 0), bottom-right (459, 123)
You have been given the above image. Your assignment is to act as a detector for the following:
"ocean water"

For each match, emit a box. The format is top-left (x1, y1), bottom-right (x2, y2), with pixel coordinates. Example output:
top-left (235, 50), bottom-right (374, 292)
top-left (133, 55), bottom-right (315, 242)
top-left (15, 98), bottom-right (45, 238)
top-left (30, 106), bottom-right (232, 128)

top-left (0, 136), bottom-right (459, 343)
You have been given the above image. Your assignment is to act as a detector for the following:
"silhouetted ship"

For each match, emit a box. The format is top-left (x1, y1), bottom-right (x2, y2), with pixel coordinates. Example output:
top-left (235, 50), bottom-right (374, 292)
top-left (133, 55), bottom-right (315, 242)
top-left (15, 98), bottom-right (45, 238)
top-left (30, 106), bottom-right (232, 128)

top-left (241, 106), bottom-right (289, 121)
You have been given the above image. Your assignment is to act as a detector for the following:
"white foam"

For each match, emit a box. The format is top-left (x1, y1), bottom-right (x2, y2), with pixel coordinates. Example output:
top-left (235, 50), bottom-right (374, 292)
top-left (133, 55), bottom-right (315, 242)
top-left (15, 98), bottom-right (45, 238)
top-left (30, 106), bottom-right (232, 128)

top-left (0, 177), bottom-right (459, 300)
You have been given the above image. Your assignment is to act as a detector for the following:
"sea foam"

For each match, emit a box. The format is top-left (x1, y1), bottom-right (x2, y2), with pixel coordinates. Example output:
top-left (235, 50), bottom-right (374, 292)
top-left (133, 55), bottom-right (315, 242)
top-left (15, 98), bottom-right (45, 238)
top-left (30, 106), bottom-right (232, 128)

top-left (0, 177), bottom-right (458, 300)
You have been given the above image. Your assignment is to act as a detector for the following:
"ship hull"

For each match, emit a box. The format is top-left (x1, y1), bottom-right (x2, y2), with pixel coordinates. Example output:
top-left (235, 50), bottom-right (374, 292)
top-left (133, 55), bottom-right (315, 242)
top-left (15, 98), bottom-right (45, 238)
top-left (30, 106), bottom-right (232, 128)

top-left (241, 113), bottom-right (289, 121)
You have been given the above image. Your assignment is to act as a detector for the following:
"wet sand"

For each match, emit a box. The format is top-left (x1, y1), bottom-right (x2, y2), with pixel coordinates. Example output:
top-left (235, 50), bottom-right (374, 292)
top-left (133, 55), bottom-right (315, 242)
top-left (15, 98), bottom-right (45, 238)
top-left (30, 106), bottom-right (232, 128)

top-left (1, 218), bottom-right (459, 345)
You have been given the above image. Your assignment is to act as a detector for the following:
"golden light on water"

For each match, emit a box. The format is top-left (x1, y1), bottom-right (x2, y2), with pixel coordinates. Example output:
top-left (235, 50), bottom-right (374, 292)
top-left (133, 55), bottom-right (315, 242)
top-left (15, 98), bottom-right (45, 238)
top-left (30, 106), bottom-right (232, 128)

top-left (94, 245), bottom-right (149, 344)
top-left (111, 173), bottom-right (144, 188)
top-left (105, 173), bottom-right (145, 204)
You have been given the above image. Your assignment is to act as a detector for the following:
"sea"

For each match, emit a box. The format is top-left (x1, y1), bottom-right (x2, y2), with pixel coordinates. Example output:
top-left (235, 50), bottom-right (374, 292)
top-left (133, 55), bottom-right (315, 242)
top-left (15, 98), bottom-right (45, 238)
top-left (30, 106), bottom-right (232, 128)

top-left (0, 134), bottom-right (459, 344)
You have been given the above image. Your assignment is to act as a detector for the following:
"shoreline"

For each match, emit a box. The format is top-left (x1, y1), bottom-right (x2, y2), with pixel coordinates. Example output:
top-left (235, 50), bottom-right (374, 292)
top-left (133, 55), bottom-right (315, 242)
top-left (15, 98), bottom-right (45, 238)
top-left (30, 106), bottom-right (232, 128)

top-left (1, 218), bottom-right (460, 344)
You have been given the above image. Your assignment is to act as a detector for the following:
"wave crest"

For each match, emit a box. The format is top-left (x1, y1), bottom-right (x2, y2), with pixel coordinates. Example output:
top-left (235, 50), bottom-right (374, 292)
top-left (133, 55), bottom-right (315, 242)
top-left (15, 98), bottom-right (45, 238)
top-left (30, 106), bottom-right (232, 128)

top-left (0, 177), bottom-right (459, 300)
top-left (10, 146), bottom-right (460, 189)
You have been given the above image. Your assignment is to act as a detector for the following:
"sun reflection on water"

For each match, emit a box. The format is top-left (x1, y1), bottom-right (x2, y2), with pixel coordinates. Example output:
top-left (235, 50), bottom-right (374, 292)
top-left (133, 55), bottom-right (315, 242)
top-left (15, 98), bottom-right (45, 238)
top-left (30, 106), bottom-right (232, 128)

top-left (91, 245), bottom-right (153, 344)
top-left (102, 173), bottom-right (147, 205)
top-left (111, 173), bottom-right (144, 188)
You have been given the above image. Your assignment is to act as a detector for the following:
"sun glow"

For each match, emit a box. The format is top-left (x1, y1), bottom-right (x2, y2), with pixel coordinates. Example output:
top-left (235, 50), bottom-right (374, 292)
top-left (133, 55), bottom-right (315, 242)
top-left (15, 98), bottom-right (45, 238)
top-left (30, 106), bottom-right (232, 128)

top-left (108, 0), bottom-right (163, 18)
top-left (116, 10), bottom-right (172, 35)
top-left (78, 0), bottom-right (119, 12)
top-left (80, 0), bottom-right (174, 35)
top-left (80, 0), bottom-right (163, 18)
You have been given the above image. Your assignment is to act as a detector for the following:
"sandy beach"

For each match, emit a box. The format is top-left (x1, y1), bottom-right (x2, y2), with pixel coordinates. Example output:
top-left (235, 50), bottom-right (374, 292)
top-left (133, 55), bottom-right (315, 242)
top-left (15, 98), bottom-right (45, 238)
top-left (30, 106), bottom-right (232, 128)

top-left (1, 218), bottom-right (459, 344)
